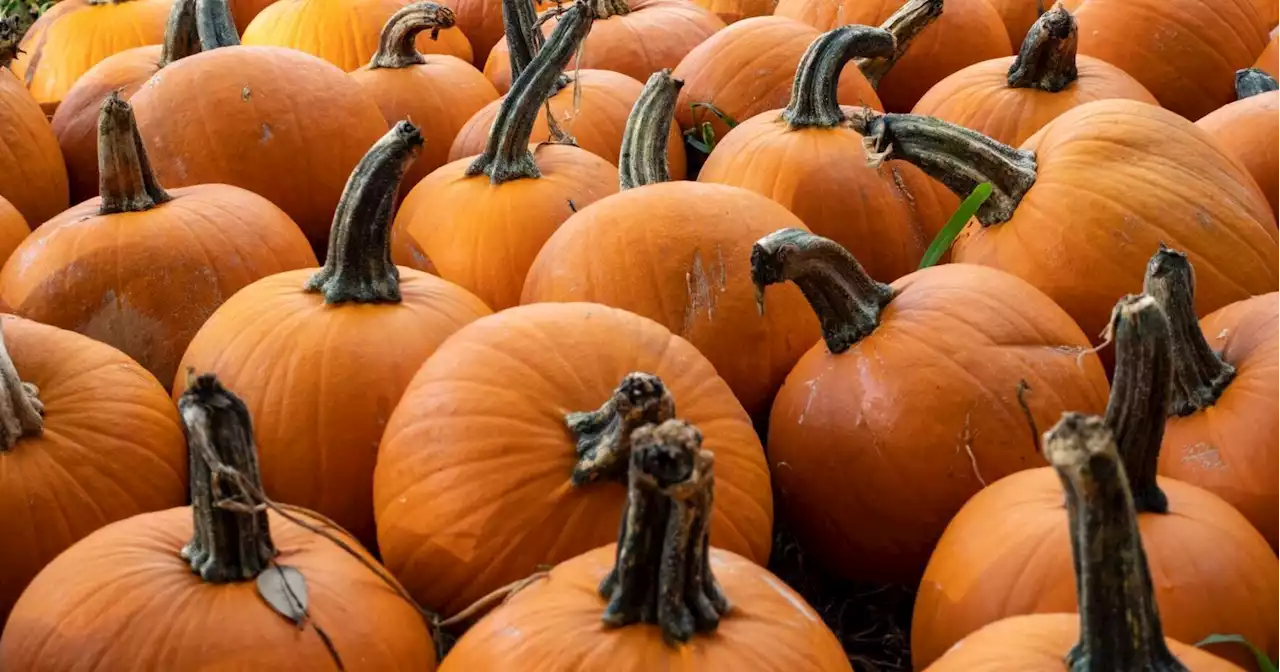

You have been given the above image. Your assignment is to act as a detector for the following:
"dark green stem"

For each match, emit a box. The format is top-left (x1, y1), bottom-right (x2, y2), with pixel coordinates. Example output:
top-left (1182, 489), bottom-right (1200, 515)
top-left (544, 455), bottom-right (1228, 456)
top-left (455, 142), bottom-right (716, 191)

top-left (368, 3), bottom-right (456, 69)
top-left (98, 92), bottom-right (172, 215)
top-left (1007, 4), bottom-right (1078, 92)
top-left (855, 0), bottom-right (944, 88)
top-left (1236, 67), bottom-right (1278, 99)
top-left (195, 0), bottom-right (241, 50)
top-left (566, 373), bottom-right (675, 486)
top-left (781, 25), bottom-right (895, 129)
top-left (501, 0), bottom-right (542, 83)
top-left (619, 70), bottom-right (682, 190)
top-left (0, 322), bottom-right (44, 452)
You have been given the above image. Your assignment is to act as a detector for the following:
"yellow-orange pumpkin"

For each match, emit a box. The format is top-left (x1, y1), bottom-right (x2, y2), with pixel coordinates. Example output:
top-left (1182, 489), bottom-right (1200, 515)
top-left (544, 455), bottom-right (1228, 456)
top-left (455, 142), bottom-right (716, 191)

top-left (0, 197), bottom-right (27, 267)
top-left (0, 23), bottom-right (68, 225)
top-left (1258, 33), bottom-right (1279, 78)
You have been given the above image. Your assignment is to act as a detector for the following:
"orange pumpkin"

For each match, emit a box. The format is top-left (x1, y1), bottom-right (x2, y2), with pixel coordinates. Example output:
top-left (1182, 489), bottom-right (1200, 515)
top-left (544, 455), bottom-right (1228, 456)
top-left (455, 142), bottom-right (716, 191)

top-left (437, 0), bottom-right (507, 68)
top-left (1258, 33), bottom-right (1279, 78)
top-left (1147, 248), bottom-right (1279, 550)
top-left (395, 1), bottom-right (619, 309)
top-left (441, 420), bottom-right (848, 671)
top-left (229, 0), bottom-right (277, 31)
top-left (243, 0), bottom-right (473, 71)
top-left (773, 0), bottom-right (1012, 112)
top-left (0, 23), bottom-right (68, 225)
top-left (925, 413), bottom-right (1245, 672)
top-left (0, 315), bottom-right (186, 629)
top-left (912, 295), bottom-right (1278, 669)
top-left (1196, 68), bottom-right (1278, 219)
top-left (912, 5), bottom-right (1158, 147)
top-left (176, 122), bottom-right (491, 549)
top-left (689, 0), bottom-right (772, 24)
top-left (0, 375), bottom-right (436, 670)
top-left (985, 0), bottom-right (1044, 47)
top-left (0, 94), bottom-right (315, 386)
top-left (0, 197), bottom-right (27, 267)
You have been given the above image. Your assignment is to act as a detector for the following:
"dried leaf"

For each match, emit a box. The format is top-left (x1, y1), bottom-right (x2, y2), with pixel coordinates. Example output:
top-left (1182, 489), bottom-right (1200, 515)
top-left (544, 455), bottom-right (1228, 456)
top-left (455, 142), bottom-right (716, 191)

top-left (258, 565), bottom-right (309, 627)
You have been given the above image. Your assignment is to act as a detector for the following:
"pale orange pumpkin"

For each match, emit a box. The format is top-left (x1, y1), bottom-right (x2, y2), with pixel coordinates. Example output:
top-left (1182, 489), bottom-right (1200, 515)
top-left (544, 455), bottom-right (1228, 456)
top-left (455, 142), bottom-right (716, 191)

top-left (690, 0), bottom-right (772, 24)
top-left (1195, 68), bottom-right (1278, 219)
top-left (1257, 33), bottom-right (1279, 78)
top-left (0, 21), bottom-right (68, 225)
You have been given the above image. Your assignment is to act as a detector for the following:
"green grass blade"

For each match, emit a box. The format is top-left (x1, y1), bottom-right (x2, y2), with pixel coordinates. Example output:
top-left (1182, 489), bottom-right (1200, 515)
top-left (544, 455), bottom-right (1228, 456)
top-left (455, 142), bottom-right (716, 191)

top-left (918, 182), bottom-right (993, 270)
top-left (1196, 634), bottom-right (1278, 672)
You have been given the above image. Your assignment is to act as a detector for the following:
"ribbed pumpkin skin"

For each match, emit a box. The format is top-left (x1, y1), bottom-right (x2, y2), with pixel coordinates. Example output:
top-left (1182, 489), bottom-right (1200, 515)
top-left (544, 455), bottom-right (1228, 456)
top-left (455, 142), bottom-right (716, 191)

top-left (0, 198), bottom-right (27, 267)
top-left (1258, 34), bottom-right (1279, 78)
top-left (912, 470), bottom-right (1279, 669)
top-left (0, 508), bottom-right (437, 670)
top-left (0, 315), bottom-right (186, 629)
top-left (985, 0), bottom-right (1042, 47)
top-left (0, 71), bottom-right (68, 225)
top-left (440, 545), bottom-right (852, 672)
top-left (374, 303), bottom-right (773, 617)
top-left (0, 187), bottom-right (317, 386)
top-left (448, 69), bottom-right (687, 179)
top-left (174, 269), bottom-right (491, 548)
top-left (437, 0), bottom-right (505, 67)
top-left (911, 54), bottom-right (1159, 147)
top-left (772, 0), bottom-right (1012, 112)
top-left (242, 0), bottom-right (473, 72)
top-left (953, 100), bottom-right (1279, 352)
top-left (1196, 91), bottom-right (1278, 219)
top-left (924, 614), bottom-right (1245, 672)
top-left (689, 0), bottom-right (772, 24)
top-left (671, 17), bottom-right (882, 140)
top-left (1160, 293), bottom-right (1279, 550)
top-left (1061, 0), bottom-right (1268, 120)
top-left (130, 46), bottom-right (390, 252)
top-left (10, 0), bottom-right (172, 108)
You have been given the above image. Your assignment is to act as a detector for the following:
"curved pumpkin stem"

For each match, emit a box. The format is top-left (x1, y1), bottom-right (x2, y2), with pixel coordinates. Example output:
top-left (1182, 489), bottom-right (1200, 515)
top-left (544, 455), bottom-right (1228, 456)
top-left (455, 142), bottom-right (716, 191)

top-left (1045, 414), bottom-right (1188, 672)
top-left (566, 372), bottom-right (676, 486)
top-left (1236, 67), bottom-right (1278, 99)
top-left (599, 419), bottom-right (730, 645)
top-left (160, 0), bottom-right (201, 67)
top-left (466, 0), bottom-right (594, 184)
top-left (195, 0), bottom-right (241, 50)
top-left (1007, 4), bottom-right (1079, 92)
top-left (0, 322), bottom-right (45, 452)
top-left (369, 3), bottom-right (456, 69)
top-left (618, 70), bottom-right (682, 190)
top-left (850, 110), bottom-right (1038, 226)
top-left (781, 25), bottom-right (896, 129)
top-left (1143, 246), bottom-right (1235, 416)
top-left (179, 374), bottom-right (277, 583)
top-left (98, 93), bottom-right (172, 215)
top-left (306, 122), bottom-right (424, 304)
top-left (854, 0), bottom-right (944, 89)
top-left (751, 228), bottom-right (893, 354)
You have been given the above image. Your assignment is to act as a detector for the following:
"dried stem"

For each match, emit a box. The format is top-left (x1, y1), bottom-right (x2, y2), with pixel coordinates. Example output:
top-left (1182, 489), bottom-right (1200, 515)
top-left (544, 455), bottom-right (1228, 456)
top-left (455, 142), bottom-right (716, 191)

top-left (97, 93), bottom-right (172, 215)
top-left (587, 0), bottom-right (629, 18)
top-left (195, 0), bottom-right (241, 50)
top-left (368, 3), bottom-right (457, 69)
top-left (618, 70), bottom-right (683, 190)
top-left (1007, 4), bottom-right (1079, 92)
top-left (0, 322), bottom-right (44, 452)
top-left (567, 373), bottom-right (676, 486)
top-left (855, 0), bottom-right (944, 88)
top-left (781, 25), bottom-right (896, 129)
top-left (159, 0), bottom-right (201, 67)
top-left (500, 0), bottom-right (561, 86)
top-left (1235, 67), bottom-right (1278, 99)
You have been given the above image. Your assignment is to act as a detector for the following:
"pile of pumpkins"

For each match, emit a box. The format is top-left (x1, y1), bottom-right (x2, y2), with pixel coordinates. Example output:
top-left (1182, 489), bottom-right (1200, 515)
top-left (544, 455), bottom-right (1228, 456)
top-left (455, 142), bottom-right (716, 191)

top-left (0, 0), bottom-right (1276, 668)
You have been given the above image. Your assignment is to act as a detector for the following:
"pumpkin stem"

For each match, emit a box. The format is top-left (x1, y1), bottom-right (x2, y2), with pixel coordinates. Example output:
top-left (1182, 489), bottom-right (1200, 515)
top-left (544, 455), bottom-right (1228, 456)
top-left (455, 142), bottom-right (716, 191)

top-left (587, 0), bottom-right (630, 18)
top-left (850, 110), bottom-right (1037, 226)
top-left (1102, 295), bottom-right (1173, 515)
top-left (305, 122), bottom-right (424, 304)
top-left (599, 419), bottom-right (730, 645)
top-left (618, 70), bottom-right (683, 190)
top-left (1006, 4), bottom-right (1078, 92)
top-left (195, 0), bottom-right (241, 50)
top-left (0, 16), bottom-right (24, 70)
top-left (368, 3), bottom-right (456, 69)
top-left (501, 0), bottom-right (568, 89)
top-left (781, 26), bottom-right (896, 129)
top-left (0, 322), bottom-right (45, 452)
top-left (1044, 414), bottom-right (1189, 672)
top-left (160, 0), bottom-right (201, 67)
top-left (566, 372), bottom-right (676, 486)
top-left (1142, 246), bottom-right (1235, 416)
top-left (855, 0), bottom-right (944, 89)
top-left (751, 228), bottom-right (893, 354)
top-left (1235, 67), bottom-right (1278, 99)
top-left (466, 0), bottom-right (594, 184)
top-left (97, 93), bottom-right (172, 215)
top-left (179, 373), bottom-right (278, 583)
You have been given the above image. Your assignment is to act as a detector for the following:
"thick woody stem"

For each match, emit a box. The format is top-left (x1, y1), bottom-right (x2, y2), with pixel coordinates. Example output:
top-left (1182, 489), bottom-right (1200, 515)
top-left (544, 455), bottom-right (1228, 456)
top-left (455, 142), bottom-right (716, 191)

top-left (751, 228), bottom-right (894, 354)
top-left (1236, 67), bottom-right (1278, 99)
top-left (782, 25), bottom-right (896, 129)
top-left (160, 0), bottom-right (200, 67)
top-left (1007, 4), bottom-right (1079, 92)
top-left (619, 70), bottom-right (683, 190)
top-left (195, 0), bottom-right (241, 50)
top-left (1044, 414), bottom-right (1189, 672)
top-left (179, 374), bottom-right (277, 583)
top-left (98, 93), bottom-right (172, 215)
top-left (501, 0), bottom-right (545, 83)
top-left (1142, 246), bottom-right (1235, 416)
top-left (0, 322), bottom-right (44, 452)
top-left (305, 122), bottom-right (424, 304)
top-left (368, 3), bottom-right (457, 69)
top-left (599, 420), bottom-right (730, 645)
top-left (567, 372), bottom-right (675, 485)
top-left (855, 0), bottom-right (944, 88)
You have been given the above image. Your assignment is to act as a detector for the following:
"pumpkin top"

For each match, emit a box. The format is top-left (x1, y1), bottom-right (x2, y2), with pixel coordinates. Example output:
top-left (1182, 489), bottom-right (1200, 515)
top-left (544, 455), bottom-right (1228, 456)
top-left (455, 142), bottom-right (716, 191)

top-left (305, 122), bottom-right (425, 304)
top-left (566, 372), bottom-right (675, 485)
top-left (368, 3), bottom-right (457, 69)
top-left (160, 0), bottom-right (201, 67)
top-left (498, 0), bottom-right (570, 90)
top-left (780, 25), bottom-right (895, 129)
top-left (97, 93), bottom-right (173, 215)
top-left (1235, 67), bottom-right (1279, 99)
top-left (194, 0), bottom-right (241, 50)
top-left (0, 15), bottom-right (21, 69)
top-left (852, 0), bottom-right (943, 89)
top-left (0, 323), bottom-right (45, 451)
top-left (1006, 3), bottom-right (1079, 93)
top-left (618, 70), bottom-right (683, 189)
top-left (586, 0), bottom-right (630, 19)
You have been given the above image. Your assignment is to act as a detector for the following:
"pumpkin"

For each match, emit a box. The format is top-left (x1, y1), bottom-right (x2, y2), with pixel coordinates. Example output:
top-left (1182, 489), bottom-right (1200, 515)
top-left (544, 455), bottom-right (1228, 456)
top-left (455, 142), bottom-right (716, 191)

top-left (850, 102), bottom-right (1279, 366)
top-left (394, 0), bottom-right (619, 309)
top-left (0, 375), bottom-right (436, 669)
top-left (1256, 0), bottom-right (1278, 31)
top-left (773, 0), bottom-right (1012, 112)
top-left (912, 295), bottom-right (1278, 669)
top-left (985, 0), bottom-right (1044, 47)
top-left (690, 0), bottom-right (772, 25)
top-left (925, 413), bottom-right (1244, 672)
top-left (0, 197), bottom-right (26, 268)
top-left (523, 71), bottom-right (821, 417)
top-left (441, 420), bottom-right (849, 671)
top-left (698, 24), bottom-right (956, 282)
top-left (436, 0), bottom-right (507, 68)
top-left (1258, 33), bottom-right (1279, 78)
top-left (0, 21), bottom-right (68, 225)
top-left (0, 315), bottom-right (186, 628)
top-left (1147, 247), bottom-right (1279, 550)
top-left (229, 0), bottom-right (277, 30)
top-left (753, 229), bottom-right (1109, 585)
top-left (0, 94), bottom-right (315, 386)
top-left (10, 0), bottom-right (173, 110)
top-left (176, 122), bottom-right (491, 549)
top-left (130, 0), bottom-right (390, 254)
top-left (911, 5), bottom-right (1158, 147)
top-left (243, 0), bottom-right (473, 71)
top-left (1061, 0), bottom-right (1269, 120)
top-left (1195, 68), bottom-right (1278, 218)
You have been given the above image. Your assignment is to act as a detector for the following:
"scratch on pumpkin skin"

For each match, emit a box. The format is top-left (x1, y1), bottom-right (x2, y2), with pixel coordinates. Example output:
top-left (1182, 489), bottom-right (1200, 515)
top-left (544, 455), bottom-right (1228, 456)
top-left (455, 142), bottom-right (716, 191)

top-left (797, 364), bottom-right (834, 425)
top-left (958, 412), bottom-right (987, 486)
top-left (1181, 443), bottom-right (1227, 470)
